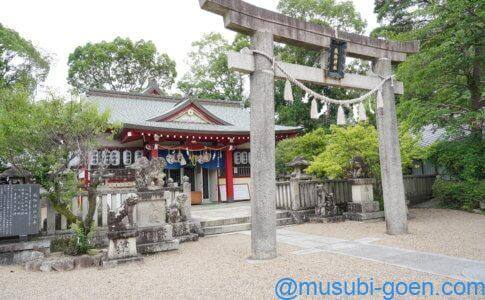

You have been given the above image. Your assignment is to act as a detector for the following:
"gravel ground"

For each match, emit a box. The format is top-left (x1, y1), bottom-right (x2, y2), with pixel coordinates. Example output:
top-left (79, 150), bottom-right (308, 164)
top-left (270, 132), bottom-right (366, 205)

top-left (0, 208), bottom-right (483, 299)
top-left (293, 208), bottom-right (485, 261)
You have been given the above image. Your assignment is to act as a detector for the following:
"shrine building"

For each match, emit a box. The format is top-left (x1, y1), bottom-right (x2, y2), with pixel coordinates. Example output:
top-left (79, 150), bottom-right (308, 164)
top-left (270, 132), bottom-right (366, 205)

top-left (86, 85), bottom-right (300, 204)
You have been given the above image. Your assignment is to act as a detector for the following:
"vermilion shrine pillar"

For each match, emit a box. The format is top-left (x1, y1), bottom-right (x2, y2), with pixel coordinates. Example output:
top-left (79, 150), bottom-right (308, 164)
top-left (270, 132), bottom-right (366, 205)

top-left (150, 144), bottom-right (159, 159)
top-left (224, 148), bottom-right (234, 202)
top-left (249, 31), bottom-right (277, 260)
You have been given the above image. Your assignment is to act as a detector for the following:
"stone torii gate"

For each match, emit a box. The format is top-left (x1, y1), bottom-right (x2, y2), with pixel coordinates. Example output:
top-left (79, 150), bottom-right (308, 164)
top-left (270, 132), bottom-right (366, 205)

top-left (199, 0), bottom-right (419, 260)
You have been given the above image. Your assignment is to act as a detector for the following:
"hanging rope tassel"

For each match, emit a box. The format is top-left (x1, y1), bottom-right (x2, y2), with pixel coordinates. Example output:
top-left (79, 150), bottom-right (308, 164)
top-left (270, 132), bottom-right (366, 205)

top-left (376, 88), bottom-right (384, 109)
top-left (358, 102), bottom-right (367, 122)
top-left (352, 104), bottom-right (359, 121)
top-left (302, 92), bottom-right (310, 104)
top-left (368, 98), bottom-right (375, 114)
top-left (337, 105), bottom-right (346, 125)
top-left (310, 99), bottom-right (319, 119)
top-left (284, 79), bottom-right (294, 103)
top-left (319, 102), bottom-right (328, 117)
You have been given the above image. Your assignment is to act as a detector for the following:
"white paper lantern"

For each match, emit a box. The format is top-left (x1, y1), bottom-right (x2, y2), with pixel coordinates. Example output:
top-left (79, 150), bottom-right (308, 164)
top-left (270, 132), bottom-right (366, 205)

top-left (110, 150), bottom-right (120, 166)
top-left (240, 152), bottom-right (248, 165)
top-left (90, 150), bottom-right (99, 166)
top-left (101, 150), bottom-right (110, 165)
top-left (234, 151), bottom-right (241, 165)
top-left (134, 150), bottom-right (144, 162)
top-left (123, 150), bottom-right (133, 165)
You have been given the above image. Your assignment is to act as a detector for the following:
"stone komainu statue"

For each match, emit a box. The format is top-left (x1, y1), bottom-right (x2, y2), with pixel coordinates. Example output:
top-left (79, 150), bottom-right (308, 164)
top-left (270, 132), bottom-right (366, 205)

top-left (167, 193), bottom-right (189, 223)
top-left (108, 194), bottom-right (138, 232)
top-left (129, 157), bottom-right (166, 190)
top-left (349, 156), bottom-right (369, 179)
top-left (315, 184), bottom-right (337, 217)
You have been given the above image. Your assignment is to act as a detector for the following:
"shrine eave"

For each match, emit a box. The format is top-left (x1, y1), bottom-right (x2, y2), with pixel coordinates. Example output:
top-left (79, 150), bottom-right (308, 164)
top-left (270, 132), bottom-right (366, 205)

top-left (120, 123), bottom-right (301, 137)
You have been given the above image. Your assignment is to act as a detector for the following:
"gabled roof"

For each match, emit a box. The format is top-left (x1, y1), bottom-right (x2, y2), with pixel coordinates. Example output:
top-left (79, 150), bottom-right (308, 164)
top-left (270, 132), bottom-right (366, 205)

top-left (147, 98), bottom-right (231, 125)
top-left (86, 89), bottom-right (301, 135)
top-left (142, 79), bottom-right (163, 96)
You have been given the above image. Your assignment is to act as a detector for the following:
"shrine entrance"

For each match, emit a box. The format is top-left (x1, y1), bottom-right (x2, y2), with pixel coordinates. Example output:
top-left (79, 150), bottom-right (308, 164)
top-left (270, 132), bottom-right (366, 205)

top-left (199, 0), bottom-right (420, 260)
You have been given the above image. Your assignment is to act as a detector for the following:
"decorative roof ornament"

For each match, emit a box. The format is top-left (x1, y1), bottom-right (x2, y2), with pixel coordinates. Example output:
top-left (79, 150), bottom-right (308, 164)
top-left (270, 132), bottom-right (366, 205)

top-left (143, 79), bottom-right (163, 96)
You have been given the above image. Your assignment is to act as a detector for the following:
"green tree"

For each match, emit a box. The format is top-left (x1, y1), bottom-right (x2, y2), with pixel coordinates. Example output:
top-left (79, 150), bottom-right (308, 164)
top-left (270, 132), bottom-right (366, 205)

top-left (373, 0), bottom-right (484, 209)
top-left (278, 0), bottom-right (366, 32)
top-left (306, 124), bottom-right (422, 179)
top-left (0, 88), bottom-right (114, 253)
top-left (373, 0), bottom-right (483, 139)
top-left (274, 0), bottom-right (369, 131)
top-left (68, 37), bottom-right (176, 93)
top-left (178, 32), bottom-right (249, 101)
top-left (275, 128), bottom-right (328, 174)
top-left (0, 23), bottom-right (49, 91)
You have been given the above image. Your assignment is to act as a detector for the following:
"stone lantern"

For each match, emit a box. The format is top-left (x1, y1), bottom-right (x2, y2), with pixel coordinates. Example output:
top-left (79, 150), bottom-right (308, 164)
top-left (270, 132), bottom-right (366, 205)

top-left (286, 156), bottom-right (311, 179)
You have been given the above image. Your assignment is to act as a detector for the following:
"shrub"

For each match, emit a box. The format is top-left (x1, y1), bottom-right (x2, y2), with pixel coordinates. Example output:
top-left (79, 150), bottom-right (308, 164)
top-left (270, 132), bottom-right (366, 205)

top-left (275, 127), bottom-right (328, 175)
top-left (63, 222), bottom-right (94, 255)
top-left (432, 178), bottom-right (485, 211)
top-left (306, 124), bottom-right (422, 179)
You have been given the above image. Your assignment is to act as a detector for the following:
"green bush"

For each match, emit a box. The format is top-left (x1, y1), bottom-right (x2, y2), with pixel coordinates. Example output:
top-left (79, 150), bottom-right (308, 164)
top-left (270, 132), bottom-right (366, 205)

top-left (54, 222), bottom-right (94, 256)
top-left (50, 237), bottom-right (71, 253)
top-left (306, 124), bottom-right (422, 179)
top-left (428, 136), bottom-right (484, 182)
top-left (432, 178), bottom-right (485, 211)
top-left (275, 128), bottom-right (328, 175)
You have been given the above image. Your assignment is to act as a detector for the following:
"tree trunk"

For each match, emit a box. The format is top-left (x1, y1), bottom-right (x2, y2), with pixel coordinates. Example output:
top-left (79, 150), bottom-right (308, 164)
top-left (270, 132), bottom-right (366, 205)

top-left (48, 192), bottom-right (79, 225)
top-left (82, 187), bottom-right (98, 237)
top-left (468, 46), bottom-right (483, 138)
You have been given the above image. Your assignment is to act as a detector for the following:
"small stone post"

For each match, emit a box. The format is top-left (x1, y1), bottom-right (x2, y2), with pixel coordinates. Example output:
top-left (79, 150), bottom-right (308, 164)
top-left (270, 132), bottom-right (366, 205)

top-left (46, 200), bottom-right (56, 234)
top-left (289, 174), bottom-right (301, 211)
top-left (250, 30), bottom-right (277, 260)
top-left (182, 176), bottom-right (192, 220)
top-left (374, 58), bottom-right (408, 235)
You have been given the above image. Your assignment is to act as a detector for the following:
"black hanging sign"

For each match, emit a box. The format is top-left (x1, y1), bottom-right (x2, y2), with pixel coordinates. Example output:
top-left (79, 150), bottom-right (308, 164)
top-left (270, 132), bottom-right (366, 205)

top-left (327, 39), bottom-right (347, 79)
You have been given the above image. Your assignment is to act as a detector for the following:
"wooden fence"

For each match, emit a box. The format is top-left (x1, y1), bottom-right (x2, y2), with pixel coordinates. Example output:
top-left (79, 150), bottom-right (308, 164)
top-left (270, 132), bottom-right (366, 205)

top-left (276, 175), bottom-right (436, 211)
top-left (373, 175), bottom-right (436, 206)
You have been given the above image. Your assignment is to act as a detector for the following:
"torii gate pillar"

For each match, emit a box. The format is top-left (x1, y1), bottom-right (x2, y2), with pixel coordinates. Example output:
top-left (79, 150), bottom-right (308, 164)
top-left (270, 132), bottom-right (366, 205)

top-left (250, 31), bottom-right (277, 260)
top-left (375, 58), bottom-right (408, 235)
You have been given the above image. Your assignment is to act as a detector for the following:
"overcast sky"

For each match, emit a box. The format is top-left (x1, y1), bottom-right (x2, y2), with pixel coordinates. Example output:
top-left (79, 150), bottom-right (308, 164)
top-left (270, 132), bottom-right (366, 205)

top-left (0, 0), bottom-right (378, 98)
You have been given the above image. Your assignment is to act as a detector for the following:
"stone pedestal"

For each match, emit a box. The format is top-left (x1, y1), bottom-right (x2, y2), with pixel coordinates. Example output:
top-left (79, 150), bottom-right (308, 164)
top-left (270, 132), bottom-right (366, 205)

top-left (102, 229), bottom-right (143, 268)
top-left (309, 215), bottom-right (346, 223)
top-left (172, 221), bottom-right (199, 243)
top-left (137, 225), bottom-right (179, 253)
top-left (135, 191), bottom-right (180, 254)
top-left (344, 179), bottom-right (384, 221)
top-left (0, 240), bottom-right (50, 265)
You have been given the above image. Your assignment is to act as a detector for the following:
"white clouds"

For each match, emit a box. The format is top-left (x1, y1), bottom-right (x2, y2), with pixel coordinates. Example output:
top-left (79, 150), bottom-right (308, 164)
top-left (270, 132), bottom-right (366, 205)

top-left (0, 0), bottom-right (377, 98)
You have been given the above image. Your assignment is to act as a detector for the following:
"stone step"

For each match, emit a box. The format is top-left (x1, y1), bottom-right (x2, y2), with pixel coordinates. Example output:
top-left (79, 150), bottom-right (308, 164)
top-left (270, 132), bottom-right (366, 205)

top-left (276, 217), bottom-right (295, 227)
top-left (200, 211), bottom-right (292, 228)
top-left (200, 216), bottom-right (250, 228)
top-left (202, 215), bottom-right (295, 236)
top-left (203, 223), bottom-right (251, 235)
